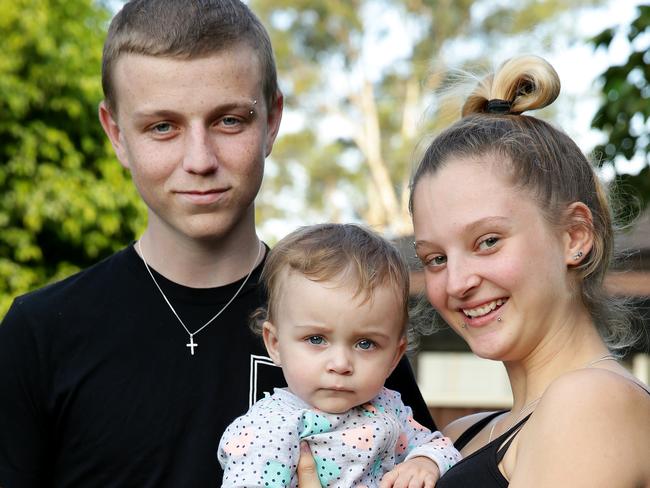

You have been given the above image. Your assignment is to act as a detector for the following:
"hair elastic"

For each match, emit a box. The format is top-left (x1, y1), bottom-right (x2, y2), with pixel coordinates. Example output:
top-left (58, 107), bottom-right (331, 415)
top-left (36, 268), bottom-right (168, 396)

top-left (486, 99), bottom-right (512, 114)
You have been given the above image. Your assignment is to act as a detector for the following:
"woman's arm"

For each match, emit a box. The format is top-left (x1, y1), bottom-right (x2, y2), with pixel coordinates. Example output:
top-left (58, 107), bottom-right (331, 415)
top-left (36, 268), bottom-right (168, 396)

top-left (296, 442), bottom-right (322, 488)
top-left (508, 369), bottom-right (650, 487)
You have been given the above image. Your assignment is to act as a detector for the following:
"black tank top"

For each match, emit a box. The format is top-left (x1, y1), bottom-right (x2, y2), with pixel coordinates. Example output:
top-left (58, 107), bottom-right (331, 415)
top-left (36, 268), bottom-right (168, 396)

top-left (439, 382), bottom-right (650, 487)
top-left (437, 410), bottom-right (531, 488)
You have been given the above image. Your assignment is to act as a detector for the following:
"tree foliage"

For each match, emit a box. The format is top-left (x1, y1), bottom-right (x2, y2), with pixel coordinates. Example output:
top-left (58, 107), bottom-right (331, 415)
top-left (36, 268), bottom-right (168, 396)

top-left (0, 0), bottom-right (145, 316)
top-left (591, 5), bottom-right (650, 218)
top-left (253, 0), bottom-right (605, 236)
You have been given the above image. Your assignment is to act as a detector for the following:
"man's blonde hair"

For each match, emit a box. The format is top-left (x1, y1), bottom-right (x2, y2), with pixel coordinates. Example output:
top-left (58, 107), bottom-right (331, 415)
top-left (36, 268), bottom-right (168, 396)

top-left (101, 0), bottom-right (278, 114)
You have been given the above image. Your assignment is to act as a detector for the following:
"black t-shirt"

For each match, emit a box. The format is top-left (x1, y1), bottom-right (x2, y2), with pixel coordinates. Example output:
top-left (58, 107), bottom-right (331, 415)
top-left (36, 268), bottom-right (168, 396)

top-left (0, 245), bottom-right (435, 487)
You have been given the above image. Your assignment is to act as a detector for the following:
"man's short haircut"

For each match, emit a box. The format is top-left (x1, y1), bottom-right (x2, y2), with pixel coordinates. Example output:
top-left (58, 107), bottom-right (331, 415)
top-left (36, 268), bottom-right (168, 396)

top-left (102, 0), bottom-right (278, 114)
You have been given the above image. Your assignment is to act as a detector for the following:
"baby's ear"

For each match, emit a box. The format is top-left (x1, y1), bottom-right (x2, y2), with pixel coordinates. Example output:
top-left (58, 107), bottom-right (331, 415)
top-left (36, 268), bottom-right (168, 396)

top-left (388, 336), bottom-right (407, 376)
top-left (262, 321), bottom-right (282, 366)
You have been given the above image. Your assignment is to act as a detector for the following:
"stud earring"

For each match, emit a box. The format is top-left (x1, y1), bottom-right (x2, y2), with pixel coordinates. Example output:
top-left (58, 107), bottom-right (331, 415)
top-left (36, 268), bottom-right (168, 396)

top-left (573, 250), bottom-right (584, 261)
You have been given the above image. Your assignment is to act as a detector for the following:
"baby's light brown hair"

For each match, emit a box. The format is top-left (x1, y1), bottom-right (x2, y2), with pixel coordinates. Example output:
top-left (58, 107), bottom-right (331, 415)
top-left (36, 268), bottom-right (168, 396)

top-left (252, 223), bottom-right (410, 337)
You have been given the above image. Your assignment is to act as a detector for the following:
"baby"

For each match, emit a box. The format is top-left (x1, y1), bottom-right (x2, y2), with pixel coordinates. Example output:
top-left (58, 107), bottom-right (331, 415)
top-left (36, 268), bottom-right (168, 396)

top-left (218, 223), bottom-right (460, 487)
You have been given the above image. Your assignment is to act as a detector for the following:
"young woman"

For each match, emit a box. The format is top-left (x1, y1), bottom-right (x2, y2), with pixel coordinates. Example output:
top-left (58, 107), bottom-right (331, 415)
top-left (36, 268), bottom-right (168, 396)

top-left (298, 55), bottom-right (650, 487)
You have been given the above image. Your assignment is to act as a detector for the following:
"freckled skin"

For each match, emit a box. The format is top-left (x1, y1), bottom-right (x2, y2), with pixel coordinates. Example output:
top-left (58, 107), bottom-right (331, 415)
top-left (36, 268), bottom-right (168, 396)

top-left (100, 47), bottom-right (281, 248)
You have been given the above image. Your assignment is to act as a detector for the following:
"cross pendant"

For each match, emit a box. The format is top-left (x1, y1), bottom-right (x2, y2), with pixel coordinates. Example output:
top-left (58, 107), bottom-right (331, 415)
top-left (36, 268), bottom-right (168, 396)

top-left (186, 336), bottom-right (197, 355)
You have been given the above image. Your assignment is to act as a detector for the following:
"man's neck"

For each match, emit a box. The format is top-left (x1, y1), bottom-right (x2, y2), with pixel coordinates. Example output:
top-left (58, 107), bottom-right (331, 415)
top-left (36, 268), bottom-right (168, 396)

top-left (136, 226), bottom-right (263, 289)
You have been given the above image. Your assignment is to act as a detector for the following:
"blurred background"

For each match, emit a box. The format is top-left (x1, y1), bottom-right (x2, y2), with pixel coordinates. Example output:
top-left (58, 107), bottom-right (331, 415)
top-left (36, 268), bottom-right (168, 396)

top-left (1, 0), bottom-right (648, 423)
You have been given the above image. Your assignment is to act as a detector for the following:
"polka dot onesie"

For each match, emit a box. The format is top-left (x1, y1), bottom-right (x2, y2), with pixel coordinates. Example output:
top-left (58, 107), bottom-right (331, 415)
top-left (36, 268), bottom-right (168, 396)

top-left (218, 387), bottom-right (461, 487)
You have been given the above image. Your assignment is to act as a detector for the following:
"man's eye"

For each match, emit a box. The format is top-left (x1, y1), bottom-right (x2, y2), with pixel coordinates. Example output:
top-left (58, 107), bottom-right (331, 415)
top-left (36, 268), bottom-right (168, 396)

top-left (152, 122), bottom-right (173, 134)
top-left (307, 336), bottom-right (324, 345)
top-left (357, 339), bottom-right (374, 350)
top-left (221, 116), bottom-right (241, 126)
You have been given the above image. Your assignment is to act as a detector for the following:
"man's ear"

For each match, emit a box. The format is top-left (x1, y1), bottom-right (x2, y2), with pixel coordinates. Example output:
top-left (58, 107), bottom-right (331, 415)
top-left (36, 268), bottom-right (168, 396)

top-left (98, 101), bottom-right (130, 170)
top-left (388, 336), bottom-right (407, 376)
top-left (563, 202), bottom-right (594, 266)
top-left (262, 321), bottom-right (282, 366)
top-left (264, 90), bottom-right (283, 157)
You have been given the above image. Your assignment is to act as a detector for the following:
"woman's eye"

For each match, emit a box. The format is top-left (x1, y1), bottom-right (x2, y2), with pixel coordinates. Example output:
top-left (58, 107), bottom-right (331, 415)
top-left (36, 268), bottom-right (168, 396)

top-left (307, 336), bottom-right (324, 345)
top-left (357, 339), bottom-right (375, 350)
top-left (478, 236), bottom-right (499, 250)
top-left (425, 255), bottom-right (447, 267)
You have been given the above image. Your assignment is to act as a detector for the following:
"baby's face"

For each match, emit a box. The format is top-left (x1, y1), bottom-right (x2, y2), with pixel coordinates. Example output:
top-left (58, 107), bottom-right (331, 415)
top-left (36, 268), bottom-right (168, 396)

top-left (263, 272), bottom-right (406, 413)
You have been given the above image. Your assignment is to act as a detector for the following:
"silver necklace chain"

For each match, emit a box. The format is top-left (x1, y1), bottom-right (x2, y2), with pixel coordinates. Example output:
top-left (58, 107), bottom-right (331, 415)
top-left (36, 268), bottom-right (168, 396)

top-left (487, 353), bottom-right (618, 442)
top-left (136, 240), bottom-right (263, 356)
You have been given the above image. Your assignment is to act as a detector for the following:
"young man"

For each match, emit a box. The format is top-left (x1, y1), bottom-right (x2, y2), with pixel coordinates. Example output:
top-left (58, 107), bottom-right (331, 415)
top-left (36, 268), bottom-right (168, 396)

top-left (0, 1), bottom-right (435, 486)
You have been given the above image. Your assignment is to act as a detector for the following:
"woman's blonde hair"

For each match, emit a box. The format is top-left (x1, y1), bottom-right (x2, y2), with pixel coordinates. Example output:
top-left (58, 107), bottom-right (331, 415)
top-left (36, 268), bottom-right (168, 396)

top-left (410, 55), bottom-right (636, 352)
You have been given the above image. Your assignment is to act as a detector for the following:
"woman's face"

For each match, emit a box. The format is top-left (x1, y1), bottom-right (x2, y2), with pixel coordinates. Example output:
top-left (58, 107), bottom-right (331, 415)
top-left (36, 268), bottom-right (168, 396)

top-left (412, 156), bottom-right (575, 361)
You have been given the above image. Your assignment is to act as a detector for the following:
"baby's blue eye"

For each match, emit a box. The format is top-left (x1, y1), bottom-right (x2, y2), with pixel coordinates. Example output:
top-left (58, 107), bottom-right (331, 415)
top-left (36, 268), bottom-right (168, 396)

top-left (357, 339), bottom-right (374, 350)
top-left (307, 336), bottom-right (324, 345)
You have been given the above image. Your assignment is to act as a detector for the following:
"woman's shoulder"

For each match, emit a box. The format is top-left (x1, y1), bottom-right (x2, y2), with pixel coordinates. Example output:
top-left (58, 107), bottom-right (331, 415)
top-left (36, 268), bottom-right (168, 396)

top-left (541, 366), bottom-right (649, 415)
top-left (508, 368), bottom-right (650, 485)
top-left (520, 367), bottom-right (649, 459)
top-left (532, 367), bottom-right (649, 435)
top-left (443, 410), bottom-right (503, 441)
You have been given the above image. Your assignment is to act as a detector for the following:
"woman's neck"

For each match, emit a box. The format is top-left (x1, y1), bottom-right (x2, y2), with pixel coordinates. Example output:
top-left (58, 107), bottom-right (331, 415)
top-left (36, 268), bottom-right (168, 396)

top-left (504, 313), bottom-right (610, 409)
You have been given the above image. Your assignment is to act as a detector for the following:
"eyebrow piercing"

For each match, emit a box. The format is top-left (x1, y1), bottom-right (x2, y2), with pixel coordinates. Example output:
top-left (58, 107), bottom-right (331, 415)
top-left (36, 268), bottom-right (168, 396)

top-left (249, 99), bottom-right (257, 116)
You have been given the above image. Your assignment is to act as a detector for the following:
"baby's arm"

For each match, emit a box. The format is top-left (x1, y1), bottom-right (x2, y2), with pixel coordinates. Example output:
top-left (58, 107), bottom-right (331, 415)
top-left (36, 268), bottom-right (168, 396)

top-left (380, 389), bottom-right (461, 487)
top-left (380, 456), bottom-right (440, 488)
top-left (218, 406), bottom-right (300, 488)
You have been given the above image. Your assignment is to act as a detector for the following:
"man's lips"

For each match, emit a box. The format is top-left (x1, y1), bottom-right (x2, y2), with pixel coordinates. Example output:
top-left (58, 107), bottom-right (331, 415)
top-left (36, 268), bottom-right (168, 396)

top-left (175, 188), bottom-right (228, 204)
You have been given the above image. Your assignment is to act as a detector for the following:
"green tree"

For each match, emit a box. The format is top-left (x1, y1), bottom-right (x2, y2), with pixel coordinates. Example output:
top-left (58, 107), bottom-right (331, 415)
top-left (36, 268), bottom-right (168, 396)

top-left (591, 4), bottom-right (650, 218)
top-left (0, 0), bottom-right (145, 316)
top-left (253, 0), bottom-right (605, 237)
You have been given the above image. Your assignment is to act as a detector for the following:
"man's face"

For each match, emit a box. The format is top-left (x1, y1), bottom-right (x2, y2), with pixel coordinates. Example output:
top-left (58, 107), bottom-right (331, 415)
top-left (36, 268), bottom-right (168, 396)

top-left (99, 46), bottom-right (282, 245)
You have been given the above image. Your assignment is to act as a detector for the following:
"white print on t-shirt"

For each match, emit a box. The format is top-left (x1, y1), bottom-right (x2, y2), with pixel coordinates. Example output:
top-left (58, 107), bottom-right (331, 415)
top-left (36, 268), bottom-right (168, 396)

top-left (248, 354), bottom-right (285, 407)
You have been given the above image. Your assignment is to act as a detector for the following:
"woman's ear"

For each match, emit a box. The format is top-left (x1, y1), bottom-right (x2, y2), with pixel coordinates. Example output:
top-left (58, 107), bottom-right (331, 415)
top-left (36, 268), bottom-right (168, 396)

top-left (563, 202), bottom-right (594, 266)
top-left (262, 321), bottom-right (282, 366)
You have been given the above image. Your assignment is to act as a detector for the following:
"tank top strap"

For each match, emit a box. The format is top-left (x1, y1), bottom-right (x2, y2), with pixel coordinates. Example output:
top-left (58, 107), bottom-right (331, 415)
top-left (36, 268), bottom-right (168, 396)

top-left (454, 410), bottom-right (508, 451)
top-left (495, 412), bottom-right (533, 463)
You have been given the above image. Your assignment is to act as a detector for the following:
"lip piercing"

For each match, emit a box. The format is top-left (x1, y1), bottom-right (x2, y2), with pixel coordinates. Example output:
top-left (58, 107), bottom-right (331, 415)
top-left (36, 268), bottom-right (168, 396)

top-left (497, 317), bottom-right (502, 322)
top-left (462, 322), bottom-right (468, 329)
top-left (573, 250), bottom-right (584, 260)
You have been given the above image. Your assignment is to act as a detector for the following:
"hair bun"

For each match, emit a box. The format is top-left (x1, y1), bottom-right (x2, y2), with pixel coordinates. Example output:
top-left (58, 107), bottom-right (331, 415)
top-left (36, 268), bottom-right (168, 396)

top-left (461, 55), bottom-right (561, 117)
